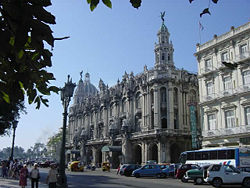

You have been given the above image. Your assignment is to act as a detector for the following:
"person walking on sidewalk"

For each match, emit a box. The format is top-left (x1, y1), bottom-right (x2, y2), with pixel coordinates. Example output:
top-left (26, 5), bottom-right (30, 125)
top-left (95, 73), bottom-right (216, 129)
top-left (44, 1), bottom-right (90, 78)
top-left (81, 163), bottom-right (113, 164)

top-left (46, 164), bottom-right (58, 188)
top-left (19, 164), bottom-right (29, 188)
top-left (30, 163), bottom-right (40, 188)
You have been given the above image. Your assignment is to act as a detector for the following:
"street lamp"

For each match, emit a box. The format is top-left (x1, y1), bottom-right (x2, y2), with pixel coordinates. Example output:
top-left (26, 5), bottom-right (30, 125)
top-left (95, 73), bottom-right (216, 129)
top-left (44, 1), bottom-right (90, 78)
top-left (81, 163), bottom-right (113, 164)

top-left (58, 75), bottom-right (76, 188)
top-left (10, 120), bottom-right (18, 161)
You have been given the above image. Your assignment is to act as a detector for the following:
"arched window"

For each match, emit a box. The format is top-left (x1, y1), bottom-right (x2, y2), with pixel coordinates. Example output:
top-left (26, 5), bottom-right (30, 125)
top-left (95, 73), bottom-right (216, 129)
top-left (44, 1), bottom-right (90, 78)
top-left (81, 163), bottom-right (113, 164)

top-left (150, 89), bottom-right (154, 105)
top-left (135, 92), bottom-right (141, 109)
top-left (174, 88), bottom-right (178, 105)
top-left (160, 87), bottom-right (166, 103)
top-left (110, 103), bottom-right (113, 116)
top-left (161, 118), bottom-right (167, 128)
top-left (121, 98), bottom-right (126, 113)
top-left (189, 90), bottom-right (196, 103)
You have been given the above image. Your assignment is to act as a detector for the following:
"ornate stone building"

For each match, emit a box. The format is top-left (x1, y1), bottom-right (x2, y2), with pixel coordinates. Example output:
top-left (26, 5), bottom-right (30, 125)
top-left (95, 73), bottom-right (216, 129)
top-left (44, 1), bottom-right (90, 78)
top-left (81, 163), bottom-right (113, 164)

top-left (67, 18), bottom-right (199, 168)
top-left (195, 22), bottom-right (250, 147)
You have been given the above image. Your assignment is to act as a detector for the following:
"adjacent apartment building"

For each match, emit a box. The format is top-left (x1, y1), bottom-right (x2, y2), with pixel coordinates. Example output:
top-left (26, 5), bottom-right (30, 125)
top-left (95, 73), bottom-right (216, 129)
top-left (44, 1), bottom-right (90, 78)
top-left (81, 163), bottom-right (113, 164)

top-left (195, 22), bottom-right (250, 147)
top-left (66, 17), bottom-right (199, 168)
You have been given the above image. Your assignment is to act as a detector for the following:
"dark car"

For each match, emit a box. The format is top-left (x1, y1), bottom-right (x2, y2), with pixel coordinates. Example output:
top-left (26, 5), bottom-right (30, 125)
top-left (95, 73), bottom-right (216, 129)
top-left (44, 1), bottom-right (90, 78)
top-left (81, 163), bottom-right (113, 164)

top-left (39, 161), bottom-right (53, 168)
top-left (183, 165), bottom-right (210, 184)
top-left (123, 164), bottom-right (141, 176)
top-left (119, 164), bottom-right (129, 175)
top-left (132, 164), bottom-right (165, 178)
top-left (176, 164), bottom-right (199, 181)
top-left (162, 163), bottom-right (181, 177)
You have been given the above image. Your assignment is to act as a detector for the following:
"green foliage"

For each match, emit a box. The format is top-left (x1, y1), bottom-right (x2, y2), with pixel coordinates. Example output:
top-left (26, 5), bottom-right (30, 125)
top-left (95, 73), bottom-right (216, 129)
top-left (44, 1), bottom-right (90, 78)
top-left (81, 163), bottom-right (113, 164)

top-left (86, 0), bottom-right (141, 11)
top-left (0, 0), bottom-right (59, 135)
top-left (189, 0), bottom-right (219, 17)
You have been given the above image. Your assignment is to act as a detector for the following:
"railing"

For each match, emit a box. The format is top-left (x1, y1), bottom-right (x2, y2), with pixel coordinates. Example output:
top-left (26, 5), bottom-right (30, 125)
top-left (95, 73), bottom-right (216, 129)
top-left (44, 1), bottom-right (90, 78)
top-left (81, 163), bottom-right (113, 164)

top-left (199, 66), bottom-right (216, 75)
top-left (235, 51), bottom-right (250, 62)
top-left (203, 125), bottom-right (250, 137)
top-left (201, 93), bottom-right (218, 102)
top-left (131, 128), bottom-right (191, 138)
top-left (201, 84), bottom-right (250, 103)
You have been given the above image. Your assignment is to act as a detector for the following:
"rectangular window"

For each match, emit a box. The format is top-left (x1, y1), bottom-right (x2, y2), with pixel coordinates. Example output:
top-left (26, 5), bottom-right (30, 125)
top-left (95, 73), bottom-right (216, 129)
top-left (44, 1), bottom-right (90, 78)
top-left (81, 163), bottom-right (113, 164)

top-left (187, 152), bottom-right (194, 160)
top-left (201, 151), bottom-right (209, 160)
top-left (245, 107), bottom-right (250, 125)
top-left (227, 150), bottom-right (235, 159)
top-left (221, 52), bottom-right (229, 61)
top-left (243, 70), bottom-right (250, 85)
top-left (240, 44), bottom-right (248, 55)
top-left (224, 76), bottom-right (232, 91)
top-left (205, 59), bottom-right (212, 72)
top-left (210, 151), bottom-right (217, 159)
top-left (218, 150), bottom-right (227, 159)
top-left (208, 114), bottom-right (216, 130)
top-left (206, 82), bottom-right (214, 96)
top-left (194, 152), bottom-right (202, 160)
top-left (225, 110), bottom-right (236, 128)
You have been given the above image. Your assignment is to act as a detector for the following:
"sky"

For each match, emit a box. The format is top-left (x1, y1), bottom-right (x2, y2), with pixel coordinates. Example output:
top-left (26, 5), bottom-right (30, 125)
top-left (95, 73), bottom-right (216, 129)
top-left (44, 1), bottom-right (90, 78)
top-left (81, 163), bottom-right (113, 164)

top-left (0, 0), bottom-right (249, 151)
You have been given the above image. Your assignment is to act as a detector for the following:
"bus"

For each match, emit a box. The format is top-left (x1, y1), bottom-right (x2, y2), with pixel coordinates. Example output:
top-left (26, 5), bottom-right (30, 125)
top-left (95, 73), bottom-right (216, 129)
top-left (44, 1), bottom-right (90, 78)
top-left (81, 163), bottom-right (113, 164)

top-left (179, 146), bottom-right (250, 168)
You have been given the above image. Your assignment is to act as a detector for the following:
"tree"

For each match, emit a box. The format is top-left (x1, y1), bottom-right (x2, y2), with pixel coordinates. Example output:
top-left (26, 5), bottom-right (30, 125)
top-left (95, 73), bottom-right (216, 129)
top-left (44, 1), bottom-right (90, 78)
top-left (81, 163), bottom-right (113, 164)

top-left (46, 128), bottom-right (62, 160)
top-left (0, 0), bottom-right (59, 135)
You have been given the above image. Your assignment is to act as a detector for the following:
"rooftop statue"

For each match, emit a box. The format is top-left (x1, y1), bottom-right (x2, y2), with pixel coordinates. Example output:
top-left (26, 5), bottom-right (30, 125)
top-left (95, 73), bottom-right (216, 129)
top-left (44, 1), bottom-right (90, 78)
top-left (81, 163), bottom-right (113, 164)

top-left (160, 11), bottom-right (165, 22)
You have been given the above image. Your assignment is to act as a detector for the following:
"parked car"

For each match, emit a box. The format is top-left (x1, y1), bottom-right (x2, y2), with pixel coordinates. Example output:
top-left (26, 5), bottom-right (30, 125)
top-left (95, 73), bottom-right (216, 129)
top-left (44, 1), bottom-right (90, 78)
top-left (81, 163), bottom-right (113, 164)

top-left (69, 161), bottom-right (84, 172)
top-left (162, 163), bottom-right (181, 177)
top-left (176, 164), bottom-right (199, 181)
top-left (119, 164), bottom-right (129, 175)
top-left (205, 164), bottom-right (250, 187)
top-left (123, 164), bottom-right (141, 176)
top-left (39, 161), bottom-right (51, 168)
top-left (146, 160), bottom-right (157, 164)
top-left (183, 165), bottom-right (210, 184)
top-left (132, 164), bottom-right (165, 178)
top-left (102, 162), bottom-right (110, 172)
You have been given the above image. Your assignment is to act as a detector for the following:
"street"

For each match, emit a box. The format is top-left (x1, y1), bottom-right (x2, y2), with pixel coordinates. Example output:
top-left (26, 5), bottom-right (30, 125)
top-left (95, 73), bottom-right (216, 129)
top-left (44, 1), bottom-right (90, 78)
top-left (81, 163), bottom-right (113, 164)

top-left (39, 168), bottom-right (213, 188)
top-left (1, 167), bottom-right (243, 188)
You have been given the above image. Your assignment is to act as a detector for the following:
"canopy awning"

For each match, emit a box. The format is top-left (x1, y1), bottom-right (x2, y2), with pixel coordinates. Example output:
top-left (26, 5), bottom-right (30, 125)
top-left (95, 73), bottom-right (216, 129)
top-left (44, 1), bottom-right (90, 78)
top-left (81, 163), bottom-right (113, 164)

top-left (66, 150), bottom-right (80, 154)
top-left (101, 145), bottom-right (122, 152)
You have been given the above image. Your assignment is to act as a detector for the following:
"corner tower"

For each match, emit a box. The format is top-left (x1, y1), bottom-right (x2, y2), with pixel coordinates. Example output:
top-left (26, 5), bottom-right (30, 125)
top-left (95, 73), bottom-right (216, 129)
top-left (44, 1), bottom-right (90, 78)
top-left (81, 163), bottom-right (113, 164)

top-left (154, 12), bottom-right (174, 69)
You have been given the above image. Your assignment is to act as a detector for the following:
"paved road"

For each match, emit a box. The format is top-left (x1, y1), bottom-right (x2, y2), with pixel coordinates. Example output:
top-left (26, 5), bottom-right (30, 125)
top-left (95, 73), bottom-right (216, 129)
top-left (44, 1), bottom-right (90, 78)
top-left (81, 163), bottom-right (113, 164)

top-left (0, 167), bottom-right (242, 188)
top-left (41, 168), bottom-right (213, 188)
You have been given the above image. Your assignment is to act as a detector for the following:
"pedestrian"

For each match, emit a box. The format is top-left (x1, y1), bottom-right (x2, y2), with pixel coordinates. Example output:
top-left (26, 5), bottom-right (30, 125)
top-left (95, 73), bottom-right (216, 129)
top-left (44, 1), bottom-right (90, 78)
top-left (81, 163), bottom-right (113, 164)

top-left (2, 161), bottom-right (8, 178)
top-left (46, 164), bottom-right (58, 188)
top-left (30, 163), bottom-right (40, 188)
top-left (19, 164), bottom-right (29, 188)
top-left (117, 163), bottom-right (123, 175)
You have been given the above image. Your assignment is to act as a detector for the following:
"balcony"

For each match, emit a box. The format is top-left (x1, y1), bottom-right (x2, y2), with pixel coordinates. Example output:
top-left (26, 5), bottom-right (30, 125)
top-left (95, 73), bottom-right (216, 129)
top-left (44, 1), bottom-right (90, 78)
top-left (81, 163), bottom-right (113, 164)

top-left (200, 93), bottom-right (218, 103)
top-left (202, 125), bottom-right (250, 138)
top-left (235, 51), bottom-right (250, 63)
top-left (199, 66), bottom-right (216, 76)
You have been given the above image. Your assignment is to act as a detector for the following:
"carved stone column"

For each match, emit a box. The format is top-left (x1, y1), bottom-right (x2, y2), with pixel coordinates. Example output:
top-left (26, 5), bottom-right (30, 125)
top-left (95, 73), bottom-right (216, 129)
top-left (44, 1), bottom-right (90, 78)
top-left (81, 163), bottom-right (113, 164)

top-left (154, 86), bottom-right (160, 129)
top-left (122, 135), bottom-right (132, 163)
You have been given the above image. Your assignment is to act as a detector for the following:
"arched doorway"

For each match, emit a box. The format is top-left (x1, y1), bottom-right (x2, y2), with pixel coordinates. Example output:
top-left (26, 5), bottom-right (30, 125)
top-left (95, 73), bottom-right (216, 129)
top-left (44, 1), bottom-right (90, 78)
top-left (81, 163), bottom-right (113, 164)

top-left (134, 145), bottom-right (142, 165)
top-left (96, 148), bottom-right (102, 167)
top-left (149, 143), bottom-right (158, 163)
top-left (170, 143), bottom-right (181, 163)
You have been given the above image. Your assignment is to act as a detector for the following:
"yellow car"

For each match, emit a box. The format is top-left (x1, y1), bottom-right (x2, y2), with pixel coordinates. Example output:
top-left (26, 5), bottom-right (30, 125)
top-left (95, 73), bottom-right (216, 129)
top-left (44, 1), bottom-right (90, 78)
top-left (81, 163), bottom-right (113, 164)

top-left (69, 161), bottom-right (84, 172)
top-left (102, 162), bottom-right (110, 172)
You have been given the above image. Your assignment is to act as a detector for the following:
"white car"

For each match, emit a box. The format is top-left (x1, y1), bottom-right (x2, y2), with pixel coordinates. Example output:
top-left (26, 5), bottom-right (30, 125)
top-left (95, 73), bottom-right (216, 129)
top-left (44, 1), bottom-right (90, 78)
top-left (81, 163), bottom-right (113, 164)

top-left (204, 164), bottom-right (250, 187)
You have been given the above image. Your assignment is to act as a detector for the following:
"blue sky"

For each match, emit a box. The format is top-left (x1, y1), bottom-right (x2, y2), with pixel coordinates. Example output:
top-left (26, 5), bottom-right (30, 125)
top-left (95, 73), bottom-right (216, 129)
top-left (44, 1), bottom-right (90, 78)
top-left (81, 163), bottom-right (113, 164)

top-left (0, 0), bottom-right (249, 151)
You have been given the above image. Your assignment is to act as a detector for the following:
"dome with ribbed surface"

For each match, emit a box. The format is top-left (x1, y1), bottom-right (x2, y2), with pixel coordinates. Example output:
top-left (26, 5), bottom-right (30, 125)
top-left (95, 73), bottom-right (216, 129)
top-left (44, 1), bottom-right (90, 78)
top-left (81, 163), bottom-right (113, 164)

top-left (73, 72), bottom-right (98, 104)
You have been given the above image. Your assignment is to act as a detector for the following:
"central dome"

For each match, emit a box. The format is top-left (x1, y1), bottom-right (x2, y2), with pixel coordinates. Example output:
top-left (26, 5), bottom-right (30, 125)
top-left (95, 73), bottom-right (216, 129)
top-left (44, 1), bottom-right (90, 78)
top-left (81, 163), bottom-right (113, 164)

top-left (73, 72), bottom-right (98, 104)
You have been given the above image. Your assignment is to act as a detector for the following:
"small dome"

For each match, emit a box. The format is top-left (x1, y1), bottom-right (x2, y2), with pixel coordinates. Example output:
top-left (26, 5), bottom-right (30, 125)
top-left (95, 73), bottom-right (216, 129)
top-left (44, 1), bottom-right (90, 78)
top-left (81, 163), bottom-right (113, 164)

top-left (73, 72), bottom-right (98, 104)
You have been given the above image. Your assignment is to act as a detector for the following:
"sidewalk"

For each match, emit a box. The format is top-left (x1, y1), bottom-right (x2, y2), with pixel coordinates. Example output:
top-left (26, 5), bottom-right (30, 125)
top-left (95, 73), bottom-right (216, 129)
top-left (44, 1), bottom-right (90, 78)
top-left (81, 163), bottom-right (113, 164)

top-left (0, 177), bottom-right (48, 188)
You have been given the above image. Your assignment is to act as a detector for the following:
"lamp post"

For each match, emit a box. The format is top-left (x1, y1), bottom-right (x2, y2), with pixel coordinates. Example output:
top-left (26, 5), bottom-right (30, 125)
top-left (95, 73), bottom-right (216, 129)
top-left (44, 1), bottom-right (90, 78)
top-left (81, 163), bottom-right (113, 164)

top-left (10, 120), bottom-right (18, 161)
top-left (58, 75), bottom-right (76, 188)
